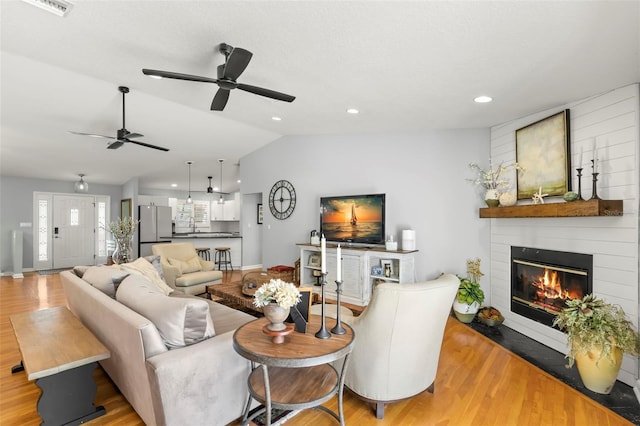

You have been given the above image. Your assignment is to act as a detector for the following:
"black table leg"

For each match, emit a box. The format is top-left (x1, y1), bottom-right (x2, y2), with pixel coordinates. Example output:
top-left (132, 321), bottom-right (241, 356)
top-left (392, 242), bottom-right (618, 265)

top-left (35, 362), bottom-right (105, 426)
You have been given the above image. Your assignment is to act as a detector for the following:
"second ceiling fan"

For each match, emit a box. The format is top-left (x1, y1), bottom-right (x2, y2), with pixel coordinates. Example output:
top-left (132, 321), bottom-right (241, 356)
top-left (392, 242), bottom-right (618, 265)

top-left (142, 43), bottom-right (296, 111)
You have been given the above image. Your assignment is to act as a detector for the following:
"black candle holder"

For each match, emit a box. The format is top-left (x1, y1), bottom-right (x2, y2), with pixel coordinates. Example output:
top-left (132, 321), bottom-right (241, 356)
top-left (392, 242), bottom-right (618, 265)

top-left (315, 272), bottom-right (331, 339)
top-left (590, 172), bottom-right (600, 200)
top-left (331, 280), bottom-right (346, 335)
top-left (590, 159), bottom-right (600, 200)
top-left (576, 168), bottom-right (584, 200)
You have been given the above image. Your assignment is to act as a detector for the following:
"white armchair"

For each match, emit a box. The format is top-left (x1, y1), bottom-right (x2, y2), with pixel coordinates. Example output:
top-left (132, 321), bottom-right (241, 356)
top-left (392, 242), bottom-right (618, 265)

top-left (344, 273), bottom-right (459, 419)
top-left (151, 242), bottom-right (223, 296)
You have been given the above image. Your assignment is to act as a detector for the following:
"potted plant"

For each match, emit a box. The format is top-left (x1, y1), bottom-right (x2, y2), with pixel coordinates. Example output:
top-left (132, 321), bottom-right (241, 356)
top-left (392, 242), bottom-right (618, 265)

top-left (253, 279), bottom-right (301, 332)
top-left (109, 216), bottom-right (139, 264)
top-left (467, 159), bottom-right (523, 207)
top-left (453, 258), bottom-right (485, 323)
top-left (552, 294), bottom-right (639, 394)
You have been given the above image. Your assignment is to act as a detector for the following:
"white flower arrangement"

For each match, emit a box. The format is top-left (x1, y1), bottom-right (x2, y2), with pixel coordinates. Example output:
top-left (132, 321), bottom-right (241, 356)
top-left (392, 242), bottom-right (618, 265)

top-left (467, 160), bottom-right (523, 191)
top-left (108, 217), bottom-right (139, 240)
top-left (253, 279), bottom-right (301, 309)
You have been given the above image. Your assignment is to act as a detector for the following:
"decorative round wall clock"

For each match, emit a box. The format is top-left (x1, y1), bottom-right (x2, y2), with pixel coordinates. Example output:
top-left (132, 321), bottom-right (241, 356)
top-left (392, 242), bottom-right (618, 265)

top-left (269, 180), bottom-right (296, 220)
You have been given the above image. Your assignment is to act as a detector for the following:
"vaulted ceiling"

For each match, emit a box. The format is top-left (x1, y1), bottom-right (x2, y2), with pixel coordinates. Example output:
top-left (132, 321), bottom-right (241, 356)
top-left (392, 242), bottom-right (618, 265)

top-left (1, 1), bottom-right (638, 192)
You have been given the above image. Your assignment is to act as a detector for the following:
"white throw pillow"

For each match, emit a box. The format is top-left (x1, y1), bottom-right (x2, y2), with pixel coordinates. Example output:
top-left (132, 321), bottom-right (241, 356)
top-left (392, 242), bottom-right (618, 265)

top-left (120, 257), bottom-right (174, 295)
top-left (116, 275), bottom-right (215, 349)
top-left (168, 256), bottom-right (202, 274)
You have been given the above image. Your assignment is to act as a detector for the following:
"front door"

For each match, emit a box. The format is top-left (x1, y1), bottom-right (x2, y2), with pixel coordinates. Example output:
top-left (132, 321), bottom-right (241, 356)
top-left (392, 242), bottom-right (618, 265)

top-left (52, 195), bottom-right (95, 268)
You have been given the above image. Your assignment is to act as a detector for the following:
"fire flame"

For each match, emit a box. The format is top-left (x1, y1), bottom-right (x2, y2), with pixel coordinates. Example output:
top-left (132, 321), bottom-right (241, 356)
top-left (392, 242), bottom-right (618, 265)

top-left (532, 268), bottom-right (582, 302)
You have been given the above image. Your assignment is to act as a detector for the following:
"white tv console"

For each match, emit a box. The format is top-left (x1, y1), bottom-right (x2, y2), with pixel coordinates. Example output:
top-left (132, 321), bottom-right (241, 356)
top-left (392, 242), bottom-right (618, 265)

top-left (297, 243), bottom-right (418, 306)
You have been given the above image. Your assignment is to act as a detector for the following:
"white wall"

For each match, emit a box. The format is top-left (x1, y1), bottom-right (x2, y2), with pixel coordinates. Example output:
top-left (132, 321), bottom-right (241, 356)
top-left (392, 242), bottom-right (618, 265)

top-left (240, 129), bottom-right (491, 285)
top-left (488, 84), bottom-right (639, 386)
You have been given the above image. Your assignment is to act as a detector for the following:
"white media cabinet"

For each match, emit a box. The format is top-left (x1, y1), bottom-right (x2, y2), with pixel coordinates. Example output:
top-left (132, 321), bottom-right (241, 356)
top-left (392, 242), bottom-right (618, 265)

top-left (297, 243), bottom-right (418, 306)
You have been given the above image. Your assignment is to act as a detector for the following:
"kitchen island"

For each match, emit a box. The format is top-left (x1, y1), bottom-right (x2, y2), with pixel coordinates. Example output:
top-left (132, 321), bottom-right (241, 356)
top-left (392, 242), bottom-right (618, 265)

top-left (169, 233), bottom-right (242, 269)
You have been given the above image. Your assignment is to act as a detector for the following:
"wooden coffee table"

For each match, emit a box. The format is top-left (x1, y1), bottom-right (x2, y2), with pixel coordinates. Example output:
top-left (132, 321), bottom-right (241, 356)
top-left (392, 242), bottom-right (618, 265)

top-left (10, 306), bottom-right (110, 425)
top-left (207, 281), bottom-right (264, 314)
top-left (233, 315), bottom-right (354, 425)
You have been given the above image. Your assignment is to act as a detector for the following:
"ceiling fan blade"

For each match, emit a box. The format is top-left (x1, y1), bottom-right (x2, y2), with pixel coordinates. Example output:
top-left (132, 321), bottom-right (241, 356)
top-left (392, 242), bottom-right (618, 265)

top-left (211, 89), bottom-right (230, 111)
top-left (107, 141), bottom-right (125, 150)
top-left (237, 83), bottom-right (295, 102)
top-left (69, 131), bottom-right (115, 140)
top-left (142, 69), bottom-right (219, 84)
top-left (124, 132), bottom-right (143, 139)
top-left (126, 139), bottom-right (170, 152)
top-left (223, 48), bottom-right (252, 80)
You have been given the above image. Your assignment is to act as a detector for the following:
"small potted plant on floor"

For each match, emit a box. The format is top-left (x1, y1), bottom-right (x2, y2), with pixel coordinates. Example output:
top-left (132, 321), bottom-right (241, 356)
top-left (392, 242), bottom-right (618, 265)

top-left (453, 258), bottom-right (485, 323)
top-left (552, 294), bottom-right (639, 394)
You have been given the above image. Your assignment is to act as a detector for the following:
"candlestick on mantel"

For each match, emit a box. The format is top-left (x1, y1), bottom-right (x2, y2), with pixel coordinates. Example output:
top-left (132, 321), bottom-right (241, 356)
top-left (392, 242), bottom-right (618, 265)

top-left (320, 234), bottom-right (326, 274)
top-left (336, 244), bottom-right (342, 282)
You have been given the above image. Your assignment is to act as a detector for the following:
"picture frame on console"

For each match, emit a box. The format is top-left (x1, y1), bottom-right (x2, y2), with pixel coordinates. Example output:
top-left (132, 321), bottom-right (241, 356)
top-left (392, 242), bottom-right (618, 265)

top-left (380, 259), bottom-right (394, 278)
top-left (516, 109), bottom-right (571, 199)
top-left (308, 254), bottom-right (321, 267)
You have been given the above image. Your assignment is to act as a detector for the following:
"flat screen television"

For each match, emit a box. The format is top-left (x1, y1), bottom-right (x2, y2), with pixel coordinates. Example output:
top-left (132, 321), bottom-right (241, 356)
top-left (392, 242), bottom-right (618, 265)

top-left (320, 193), bottom-right (385, 245)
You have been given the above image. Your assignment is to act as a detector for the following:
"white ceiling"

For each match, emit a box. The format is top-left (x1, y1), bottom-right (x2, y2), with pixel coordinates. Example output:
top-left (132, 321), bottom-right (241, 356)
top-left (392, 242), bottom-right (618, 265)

top-left (1, 1), bottom-right (638, 193)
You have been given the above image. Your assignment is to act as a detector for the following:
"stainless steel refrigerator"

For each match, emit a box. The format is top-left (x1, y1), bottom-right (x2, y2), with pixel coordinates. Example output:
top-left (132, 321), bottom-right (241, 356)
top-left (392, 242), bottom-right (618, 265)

top-left (138, 205), bottom-right (172, 257)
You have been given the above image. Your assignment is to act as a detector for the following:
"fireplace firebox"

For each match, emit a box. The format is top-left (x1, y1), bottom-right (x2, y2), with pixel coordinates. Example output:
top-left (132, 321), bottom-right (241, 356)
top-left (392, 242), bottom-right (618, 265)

top-left (511, 246), bottom-right (592, 327)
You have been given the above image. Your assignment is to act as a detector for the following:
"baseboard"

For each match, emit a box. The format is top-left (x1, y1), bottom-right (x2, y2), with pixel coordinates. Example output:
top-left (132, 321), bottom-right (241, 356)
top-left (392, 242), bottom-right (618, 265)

top-left (241, 264), bottom-right (262, 271)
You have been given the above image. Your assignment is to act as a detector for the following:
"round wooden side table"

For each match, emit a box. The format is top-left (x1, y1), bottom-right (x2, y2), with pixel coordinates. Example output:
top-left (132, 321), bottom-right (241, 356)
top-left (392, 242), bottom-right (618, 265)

top-left (233, 315), bottom-right (354, 426)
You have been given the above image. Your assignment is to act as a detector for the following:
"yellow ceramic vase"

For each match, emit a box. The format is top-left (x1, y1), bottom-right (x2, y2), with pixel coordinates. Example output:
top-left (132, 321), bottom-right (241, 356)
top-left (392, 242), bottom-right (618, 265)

top-left (574, 345), bottom-right (623, 394)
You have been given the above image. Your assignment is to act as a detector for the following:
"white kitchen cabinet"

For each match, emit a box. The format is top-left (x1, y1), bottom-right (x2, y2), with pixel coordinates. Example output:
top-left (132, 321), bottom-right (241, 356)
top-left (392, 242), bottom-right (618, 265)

top-left (211, 193), bottom-right (240, 221)
top-left (298, 244), bottom-right (417, 306)
top-left (138, 195), bottom-right (168, 206)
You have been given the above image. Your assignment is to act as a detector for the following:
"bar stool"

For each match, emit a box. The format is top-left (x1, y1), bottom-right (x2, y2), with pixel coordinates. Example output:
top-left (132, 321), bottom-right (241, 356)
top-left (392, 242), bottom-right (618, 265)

top-left (214, 247), bottom-right (233, 271)
top-left (195, 247), bottom-right (210, 261)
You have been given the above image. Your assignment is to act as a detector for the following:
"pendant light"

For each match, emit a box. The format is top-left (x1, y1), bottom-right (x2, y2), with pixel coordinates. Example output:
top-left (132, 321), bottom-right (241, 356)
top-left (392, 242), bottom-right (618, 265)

top-left (74, 173), bottom-right (89, 193)
top-left (185, 161), bottom-right (193, 204)
top-left (218, 159), bottom-right (224, 204)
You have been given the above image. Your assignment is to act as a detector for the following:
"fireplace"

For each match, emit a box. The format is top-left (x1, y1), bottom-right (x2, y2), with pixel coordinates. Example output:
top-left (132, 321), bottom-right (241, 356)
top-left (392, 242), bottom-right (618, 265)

top-left (511, 246), bottom-right (592, 327)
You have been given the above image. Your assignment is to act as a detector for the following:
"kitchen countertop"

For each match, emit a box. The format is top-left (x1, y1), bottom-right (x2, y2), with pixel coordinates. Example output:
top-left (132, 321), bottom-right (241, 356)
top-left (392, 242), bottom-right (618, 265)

top-left (171, 233), bottom-right (242, 239)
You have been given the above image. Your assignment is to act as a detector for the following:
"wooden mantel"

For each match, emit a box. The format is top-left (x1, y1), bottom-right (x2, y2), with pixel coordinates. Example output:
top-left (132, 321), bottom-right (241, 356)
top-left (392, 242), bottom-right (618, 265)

top-left (479, 199), bottom-right (623, 218)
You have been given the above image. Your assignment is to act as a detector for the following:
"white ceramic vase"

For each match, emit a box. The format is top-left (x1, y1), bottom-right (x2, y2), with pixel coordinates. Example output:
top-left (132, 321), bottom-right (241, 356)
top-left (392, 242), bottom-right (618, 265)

top-left (262, 303), bottom-right (290, 331)
top-left (452, 300), bottom-right (480, 323)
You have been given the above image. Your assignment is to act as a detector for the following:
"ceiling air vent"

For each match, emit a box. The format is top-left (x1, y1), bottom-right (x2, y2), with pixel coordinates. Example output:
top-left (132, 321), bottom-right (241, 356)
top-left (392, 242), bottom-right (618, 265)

top-left (21, 0), bottom-right (73, 17)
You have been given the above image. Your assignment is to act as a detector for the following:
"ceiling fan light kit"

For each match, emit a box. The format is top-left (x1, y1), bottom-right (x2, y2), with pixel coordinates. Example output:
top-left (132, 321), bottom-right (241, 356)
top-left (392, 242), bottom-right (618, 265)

top-left (74, 173), bottom-right (88, 193)
top-left (69, 86), bottom-right (169, 152)
top-left (142, 42), bottom-right (296, 111)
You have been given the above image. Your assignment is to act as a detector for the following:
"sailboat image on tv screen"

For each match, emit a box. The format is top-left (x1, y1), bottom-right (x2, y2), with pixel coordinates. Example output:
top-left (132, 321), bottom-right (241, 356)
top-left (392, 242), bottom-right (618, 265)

top-left (320, 194), bottom-right (385, 244)
top-left (350, 203), bottom-right (357, 226)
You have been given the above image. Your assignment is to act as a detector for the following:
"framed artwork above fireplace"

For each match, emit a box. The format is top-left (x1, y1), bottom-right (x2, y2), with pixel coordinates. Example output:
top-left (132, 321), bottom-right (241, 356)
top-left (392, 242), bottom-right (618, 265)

top-left (516, 109), bottom-right (571, 199)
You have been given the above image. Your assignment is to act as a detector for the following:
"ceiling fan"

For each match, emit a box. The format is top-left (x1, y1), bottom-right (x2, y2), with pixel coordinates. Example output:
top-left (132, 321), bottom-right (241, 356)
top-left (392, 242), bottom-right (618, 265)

top-left (205, 176), bottom-right (229, 195)
top-left (69, 86), bottom-right (169, 152)
top-left (142, 43), bottom-right (296, 111)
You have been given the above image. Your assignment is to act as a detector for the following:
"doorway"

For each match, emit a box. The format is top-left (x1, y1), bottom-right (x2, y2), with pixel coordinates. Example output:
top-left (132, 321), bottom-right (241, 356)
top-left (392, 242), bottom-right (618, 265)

top-left (33, 192), bottom-right (110, 270)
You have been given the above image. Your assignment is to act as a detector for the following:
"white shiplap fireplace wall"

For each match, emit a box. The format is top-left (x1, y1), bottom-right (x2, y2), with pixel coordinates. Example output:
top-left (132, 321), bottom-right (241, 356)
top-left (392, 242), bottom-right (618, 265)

top-left (488, 84), bottom-right (639, 387)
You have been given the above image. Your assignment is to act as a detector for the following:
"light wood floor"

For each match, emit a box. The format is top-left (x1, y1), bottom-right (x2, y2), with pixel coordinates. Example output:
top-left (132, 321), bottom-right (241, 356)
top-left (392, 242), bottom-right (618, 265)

top-left (0, 271), bottom-right (632, 425)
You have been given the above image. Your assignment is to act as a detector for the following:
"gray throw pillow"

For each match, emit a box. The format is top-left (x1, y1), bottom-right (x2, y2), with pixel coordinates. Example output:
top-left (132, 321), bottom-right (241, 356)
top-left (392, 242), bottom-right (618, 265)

top-left (82, 265), bottom-right (130, 298)
top-left (144, 255), bottom-right (164, 279)
top-left (116, 275), bottom-right (215, 349)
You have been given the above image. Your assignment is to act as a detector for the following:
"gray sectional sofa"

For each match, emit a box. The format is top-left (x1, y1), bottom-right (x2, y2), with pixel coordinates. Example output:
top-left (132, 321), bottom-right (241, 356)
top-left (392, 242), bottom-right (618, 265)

top-left (61, 268), bottom-right (256, 426)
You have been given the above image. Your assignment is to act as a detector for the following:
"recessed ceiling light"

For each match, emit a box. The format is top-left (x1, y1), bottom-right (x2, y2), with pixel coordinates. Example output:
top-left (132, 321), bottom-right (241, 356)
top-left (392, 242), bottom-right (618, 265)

top-left (171, 183), bottom-right (178, 188)
top-left (21, 0), bottom-right (73, 17)
top-left (272, 116), bottom-right (282, 121)
top-left (346, 108), bottom-right (359, 114)
top-left (474, 96), bottom-right (493, 103)
top-left (237, 179), bottom-right (242, 184)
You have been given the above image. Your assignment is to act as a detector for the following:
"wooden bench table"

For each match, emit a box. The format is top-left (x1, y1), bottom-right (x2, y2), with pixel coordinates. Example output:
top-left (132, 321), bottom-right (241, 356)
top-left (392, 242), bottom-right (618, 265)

top-left (10, 306), bottom-right (110, 425)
